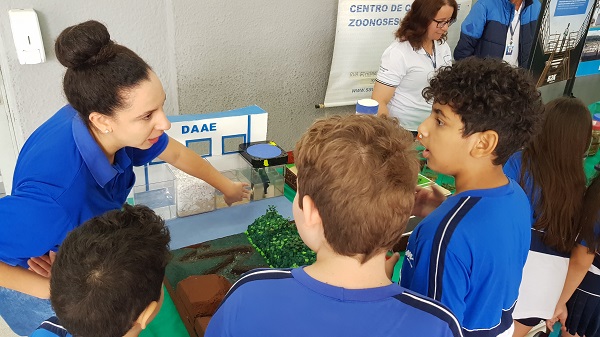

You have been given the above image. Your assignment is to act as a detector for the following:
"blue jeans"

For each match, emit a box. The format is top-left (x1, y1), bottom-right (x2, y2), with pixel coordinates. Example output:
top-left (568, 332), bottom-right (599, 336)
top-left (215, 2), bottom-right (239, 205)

top-left (0, 287), bottom-right (54, 336)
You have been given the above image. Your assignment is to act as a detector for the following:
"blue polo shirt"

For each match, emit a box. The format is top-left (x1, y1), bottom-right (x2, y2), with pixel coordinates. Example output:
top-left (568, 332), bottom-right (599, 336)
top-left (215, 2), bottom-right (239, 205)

top-left (0, 105), bottom-right (168, 268)
top-left (401, 180), bottom-right (530, 336)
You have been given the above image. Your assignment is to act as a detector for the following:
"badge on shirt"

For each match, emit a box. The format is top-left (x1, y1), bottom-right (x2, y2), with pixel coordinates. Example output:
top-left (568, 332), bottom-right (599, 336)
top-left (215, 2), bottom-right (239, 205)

top-left (505, 44), bottom-right (514, 56)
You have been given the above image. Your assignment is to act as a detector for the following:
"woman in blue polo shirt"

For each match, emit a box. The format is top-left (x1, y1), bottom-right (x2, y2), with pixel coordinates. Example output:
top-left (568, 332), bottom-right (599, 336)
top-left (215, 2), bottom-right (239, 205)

top-left (0, 20), bottom-right (250, 335)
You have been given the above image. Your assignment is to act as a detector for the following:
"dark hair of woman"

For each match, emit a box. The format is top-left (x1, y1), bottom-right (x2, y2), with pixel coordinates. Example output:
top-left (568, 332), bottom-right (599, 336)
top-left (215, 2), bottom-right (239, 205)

top-left (55, 20), bottom-right (151, 127)
top-left (395, 0), bottom-right (458, 50)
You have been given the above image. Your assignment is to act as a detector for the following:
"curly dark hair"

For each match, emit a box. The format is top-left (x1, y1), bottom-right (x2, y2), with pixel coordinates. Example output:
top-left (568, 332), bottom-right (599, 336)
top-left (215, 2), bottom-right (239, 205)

top-left (422, 57), bottom-right (543, 165)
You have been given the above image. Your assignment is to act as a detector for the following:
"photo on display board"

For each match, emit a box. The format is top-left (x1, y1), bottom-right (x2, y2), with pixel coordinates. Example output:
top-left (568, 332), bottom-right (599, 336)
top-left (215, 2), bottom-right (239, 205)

top-left (576, 2), bottom-right (600, 76)
top-left (529, 0), bottom-right (598, 87)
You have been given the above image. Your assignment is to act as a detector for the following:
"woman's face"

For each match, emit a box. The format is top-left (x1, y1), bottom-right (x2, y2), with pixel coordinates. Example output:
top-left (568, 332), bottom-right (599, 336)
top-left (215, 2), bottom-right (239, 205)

top-left (426, 5), bottom-right (455, 42)
top-left (108, 71), bottom-right (171, 150)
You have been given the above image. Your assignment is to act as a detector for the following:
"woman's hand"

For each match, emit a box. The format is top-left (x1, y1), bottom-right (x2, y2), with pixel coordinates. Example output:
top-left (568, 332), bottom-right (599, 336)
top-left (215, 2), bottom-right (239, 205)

top-left (223, 181), bottom-right (251, 206)
top-left (27, 251), bottom-right (57, 278)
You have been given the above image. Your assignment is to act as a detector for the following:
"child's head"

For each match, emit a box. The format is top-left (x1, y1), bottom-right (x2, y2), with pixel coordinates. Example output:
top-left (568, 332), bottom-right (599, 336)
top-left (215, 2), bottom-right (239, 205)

top-left (418, 57), bottom-right (543, 174)
top-left (293, 114), bottom-right (419, 263)
top-left (50, 204), bottom-right (171, 337)
top-left (523, 97), bottom-right (591, 253)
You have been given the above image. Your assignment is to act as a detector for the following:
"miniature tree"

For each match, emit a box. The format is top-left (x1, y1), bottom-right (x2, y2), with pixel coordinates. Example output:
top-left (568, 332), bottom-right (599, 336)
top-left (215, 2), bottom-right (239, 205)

top-left (246, 205), bottom-right (316, 268)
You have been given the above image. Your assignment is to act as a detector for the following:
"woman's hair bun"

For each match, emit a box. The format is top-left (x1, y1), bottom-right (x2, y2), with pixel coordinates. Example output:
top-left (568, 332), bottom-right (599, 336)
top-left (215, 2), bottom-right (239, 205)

top-left (55, 20), bottom-right (116, 69)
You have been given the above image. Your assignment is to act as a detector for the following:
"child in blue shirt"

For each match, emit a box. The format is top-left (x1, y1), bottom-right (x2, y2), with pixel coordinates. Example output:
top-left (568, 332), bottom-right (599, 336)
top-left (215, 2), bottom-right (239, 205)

top-left (29, 204), bottom-right (171, 337)
top-left (503, 97), bottom-right (592, 337)
top-left (547, 173), bottom-right (600, 337)
top-left (400, 57), bottom-right (544, 337)
top-left (206, 114), bottom-right (463, 337)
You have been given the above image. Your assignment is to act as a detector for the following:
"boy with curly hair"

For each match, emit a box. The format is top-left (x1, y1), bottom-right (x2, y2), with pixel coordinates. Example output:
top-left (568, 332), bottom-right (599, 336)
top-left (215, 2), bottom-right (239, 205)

top-left (400, 57), bottom-right (543, 337)
top-left (206, 115), bottom-right (463, 337)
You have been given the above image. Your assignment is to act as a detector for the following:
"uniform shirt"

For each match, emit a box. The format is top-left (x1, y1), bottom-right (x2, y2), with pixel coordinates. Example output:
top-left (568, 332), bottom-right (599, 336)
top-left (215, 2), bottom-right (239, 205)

top-left (503, 152), bottom-right (572, 320)
top-left (376, 39), bottom-right (452, 131)
top-left (401, 180), bottom-right (530, 336)
top-left (0, 105), bottom-right (168, 268)
top-left (577, 234), bottom-right (600, 295)
top-left (30, 317), bottom-right (71, 337)
top-left (206, 267), bottom-right (463, 337)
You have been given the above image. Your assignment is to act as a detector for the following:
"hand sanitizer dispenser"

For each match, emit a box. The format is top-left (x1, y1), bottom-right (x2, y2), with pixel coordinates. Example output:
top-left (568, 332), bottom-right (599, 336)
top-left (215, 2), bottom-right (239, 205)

top-left (8, 9), bottom-right (46, 65)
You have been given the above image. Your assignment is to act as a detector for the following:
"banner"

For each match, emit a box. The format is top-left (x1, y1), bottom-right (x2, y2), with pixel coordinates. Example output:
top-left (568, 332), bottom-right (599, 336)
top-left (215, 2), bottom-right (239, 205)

top-left (575, 2), bottom-right (600, 76)
top-left (322, 0), bottom-right (471, 108)
top-left (529, 0), bottom-right (597, 87)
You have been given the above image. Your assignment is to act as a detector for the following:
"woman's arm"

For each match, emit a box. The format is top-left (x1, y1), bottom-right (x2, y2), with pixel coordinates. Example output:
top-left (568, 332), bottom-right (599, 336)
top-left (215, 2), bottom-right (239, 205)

top-left (158, 137), bottom-right (250, 205)
top-left (0, 261), bottom-right (50, 299)
top-left (546, 243), bottom-right (595, 331)
top-left (372, 82), bottom-right (396, 116)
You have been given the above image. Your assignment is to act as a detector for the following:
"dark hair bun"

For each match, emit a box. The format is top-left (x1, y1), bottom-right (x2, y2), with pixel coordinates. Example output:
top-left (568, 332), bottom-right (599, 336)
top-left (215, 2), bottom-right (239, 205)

top-left (55, 20), bottom-right (116, 69)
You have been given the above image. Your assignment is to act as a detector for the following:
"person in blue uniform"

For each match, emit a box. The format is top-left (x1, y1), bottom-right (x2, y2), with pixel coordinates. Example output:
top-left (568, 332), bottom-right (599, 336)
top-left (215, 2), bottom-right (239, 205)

top-left (0, 20), bottom-right (249, 335)
top-left (29, 204), bottom-right (171, 337)
top-left (454, 0), bottom-right (541, 67)
top-left (206, 114), bottom-right (463, 337)
top-left (400, 58), bottom-right (543, 337)
top-left (503, 97), bottom-right (592, 337)
top-left (546, 174), bottom-right (600, 337)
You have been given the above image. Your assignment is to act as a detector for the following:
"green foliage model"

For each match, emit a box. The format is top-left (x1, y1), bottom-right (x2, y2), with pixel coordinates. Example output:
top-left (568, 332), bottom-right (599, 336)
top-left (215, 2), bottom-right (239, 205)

top-left (246, 205), bottom-right (316, 268)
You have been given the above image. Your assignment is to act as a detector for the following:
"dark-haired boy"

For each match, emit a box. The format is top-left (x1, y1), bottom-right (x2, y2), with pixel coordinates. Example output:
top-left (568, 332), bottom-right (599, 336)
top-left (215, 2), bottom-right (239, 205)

top-left (29, 204), bottom-right (171, 337)
top-left (400, 57), bottom-right (543, 337)
top-left (206, 114), bottom-right (463, 337)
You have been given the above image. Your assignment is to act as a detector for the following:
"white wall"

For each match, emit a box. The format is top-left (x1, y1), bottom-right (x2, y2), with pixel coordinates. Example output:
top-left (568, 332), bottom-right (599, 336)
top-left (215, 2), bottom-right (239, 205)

top-left (0, 0), bottom-right (598, 188)
top-left (0, 0), bottom-right (351, 156)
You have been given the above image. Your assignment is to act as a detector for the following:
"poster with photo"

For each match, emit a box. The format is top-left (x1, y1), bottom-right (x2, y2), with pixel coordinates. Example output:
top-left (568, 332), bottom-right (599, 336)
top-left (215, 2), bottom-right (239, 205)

top-left (529, 0), bottom-right (598, 87)
top-left (576, 3), bottom-right (600, 76)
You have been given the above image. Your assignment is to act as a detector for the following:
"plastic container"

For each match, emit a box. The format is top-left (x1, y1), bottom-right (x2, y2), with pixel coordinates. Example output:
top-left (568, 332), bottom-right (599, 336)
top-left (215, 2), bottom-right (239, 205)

top-left (207, 154), bottom-right (252, 209)
top-left (238, 141), bottom-right (287, 201)
top-left (356, 98), bottom-right (379, 115)
top-left (587, 113), bottom-right (600, 157)
top-left (247, 166), bottom-right (285, 200)
top-left (131, 164), bottom-right (177, 220)
top-left (169, 165), bottom-right (216, 217)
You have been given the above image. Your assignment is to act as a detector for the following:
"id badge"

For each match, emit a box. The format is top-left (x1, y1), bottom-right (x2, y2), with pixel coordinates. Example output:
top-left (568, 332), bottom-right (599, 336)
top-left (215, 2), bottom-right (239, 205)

top-left (505, 45), bottom-right (514, 56)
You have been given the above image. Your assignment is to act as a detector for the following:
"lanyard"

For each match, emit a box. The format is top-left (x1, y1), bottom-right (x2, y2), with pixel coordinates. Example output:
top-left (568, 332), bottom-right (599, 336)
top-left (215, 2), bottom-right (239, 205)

top-left (509, 7), bottom-right (522, 44)
top-left (425, 42), bottom-right (437, 68)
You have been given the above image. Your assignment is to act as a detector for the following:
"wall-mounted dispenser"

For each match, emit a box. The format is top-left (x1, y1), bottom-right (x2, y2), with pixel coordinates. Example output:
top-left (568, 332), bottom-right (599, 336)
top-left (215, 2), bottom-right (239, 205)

top-left (8, 9), bottom-right (46, 65)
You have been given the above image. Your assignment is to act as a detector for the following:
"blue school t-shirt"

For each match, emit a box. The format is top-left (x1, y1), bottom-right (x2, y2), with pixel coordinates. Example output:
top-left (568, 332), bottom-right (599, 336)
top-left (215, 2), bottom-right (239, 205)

top-left (206, 267), bottom-right (464, 337)
top-left (0, 105), bottom-right (168, 268)
top-left (401, 180), bottom-right (531, 336)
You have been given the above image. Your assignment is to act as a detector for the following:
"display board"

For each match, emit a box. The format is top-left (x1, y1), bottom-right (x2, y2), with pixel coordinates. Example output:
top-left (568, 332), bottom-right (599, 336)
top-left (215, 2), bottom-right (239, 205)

top-left (575, 3), bottom-right (600, 76)
top-left (529, 0), bottom-right (598, 87)
top-left (322, 0), bottom-right (472, 108)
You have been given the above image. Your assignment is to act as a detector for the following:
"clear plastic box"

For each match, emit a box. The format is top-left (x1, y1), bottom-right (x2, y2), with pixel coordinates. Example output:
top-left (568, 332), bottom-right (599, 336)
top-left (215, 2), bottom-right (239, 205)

top-left (247, 165), bottom-right (285, 201)
top-left (169, 165), bottom-right (216, 217)
top-left (131, 164), bottom-right (177, 220)
top-left (207, 154), bottom-right (252, 209)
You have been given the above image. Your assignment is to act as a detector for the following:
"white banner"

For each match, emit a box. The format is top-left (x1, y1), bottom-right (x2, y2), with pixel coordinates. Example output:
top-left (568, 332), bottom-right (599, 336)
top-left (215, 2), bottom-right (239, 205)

top-left (323, 0), bottom-right (472, 107)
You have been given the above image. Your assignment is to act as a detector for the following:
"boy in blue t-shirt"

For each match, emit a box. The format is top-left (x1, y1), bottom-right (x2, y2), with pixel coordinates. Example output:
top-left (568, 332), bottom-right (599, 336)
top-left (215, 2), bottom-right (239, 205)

top-left (29, 205), bottom-right (171, 337)
top-left (400, 57), bottom-right (544, 337)
top-left (206, 115), bottom-right (463, 337)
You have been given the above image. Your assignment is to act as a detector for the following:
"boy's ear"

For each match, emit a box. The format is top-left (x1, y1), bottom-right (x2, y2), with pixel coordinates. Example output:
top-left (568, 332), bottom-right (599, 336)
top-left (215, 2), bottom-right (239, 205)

top-left (302, 195), bottom-right (323, 229)
top-left (136, 300), bottom-right (159, 330)
top-left (471, 130), bottom-right (499, 159)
